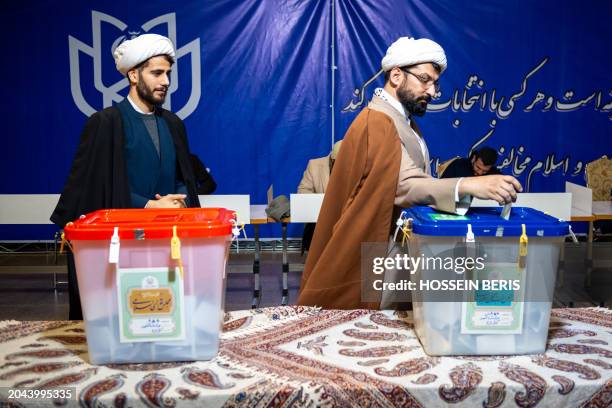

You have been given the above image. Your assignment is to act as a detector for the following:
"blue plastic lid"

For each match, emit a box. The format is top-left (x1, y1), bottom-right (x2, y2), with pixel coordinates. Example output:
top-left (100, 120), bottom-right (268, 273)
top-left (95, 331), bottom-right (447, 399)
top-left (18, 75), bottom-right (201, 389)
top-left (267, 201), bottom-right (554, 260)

top-left (403, 206), bottom-right (569, 237)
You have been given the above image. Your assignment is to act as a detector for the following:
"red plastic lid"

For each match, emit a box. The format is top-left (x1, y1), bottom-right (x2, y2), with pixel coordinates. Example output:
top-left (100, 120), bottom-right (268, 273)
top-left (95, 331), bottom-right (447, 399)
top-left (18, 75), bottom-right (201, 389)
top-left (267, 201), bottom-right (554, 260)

top-left (64, 208), bottom-right (235, 240)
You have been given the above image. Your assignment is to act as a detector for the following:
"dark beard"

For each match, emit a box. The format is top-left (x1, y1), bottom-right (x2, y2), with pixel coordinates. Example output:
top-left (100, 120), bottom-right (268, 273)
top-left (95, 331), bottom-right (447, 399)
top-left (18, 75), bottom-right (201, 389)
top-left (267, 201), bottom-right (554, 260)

top-left (397, 86), bottom-right (430, 117)
top-left (136, 77), bottom-right (166, 106)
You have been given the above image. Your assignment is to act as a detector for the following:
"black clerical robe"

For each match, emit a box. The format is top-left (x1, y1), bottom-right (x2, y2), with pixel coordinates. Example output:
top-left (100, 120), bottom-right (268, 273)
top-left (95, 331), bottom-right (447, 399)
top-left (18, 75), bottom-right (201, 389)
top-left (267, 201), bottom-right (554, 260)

top-left (51, 103), bottom-right (199, 228)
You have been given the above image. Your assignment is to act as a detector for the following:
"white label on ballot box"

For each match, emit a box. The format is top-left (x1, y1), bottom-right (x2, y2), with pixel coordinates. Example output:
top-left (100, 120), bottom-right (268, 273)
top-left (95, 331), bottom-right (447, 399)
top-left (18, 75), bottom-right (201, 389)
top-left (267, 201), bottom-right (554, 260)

top-left (129, 317), bottom-right (177, 335)
top-left (472, 310), bottom-right (515, 327)
top-left (116, 267), bottom-right (186, 343)
top-left (461, 262), bottom-right (525, 334)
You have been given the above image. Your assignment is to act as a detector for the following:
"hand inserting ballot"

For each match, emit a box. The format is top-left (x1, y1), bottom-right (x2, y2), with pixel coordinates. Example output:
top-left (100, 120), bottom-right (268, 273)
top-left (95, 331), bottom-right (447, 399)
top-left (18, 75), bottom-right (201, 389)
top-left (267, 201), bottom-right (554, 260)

top-left (459, 175), bottom-right (522, 205)
top-left (145, 194), bottom-right (187, 208)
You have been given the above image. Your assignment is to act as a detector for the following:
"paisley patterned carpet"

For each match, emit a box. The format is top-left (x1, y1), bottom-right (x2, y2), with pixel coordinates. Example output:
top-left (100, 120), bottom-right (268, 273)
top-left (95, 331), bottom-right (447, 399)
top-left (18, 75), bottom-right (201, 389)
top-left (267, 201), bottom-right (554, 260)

top-left (0, 306), bottom-right (610, 407)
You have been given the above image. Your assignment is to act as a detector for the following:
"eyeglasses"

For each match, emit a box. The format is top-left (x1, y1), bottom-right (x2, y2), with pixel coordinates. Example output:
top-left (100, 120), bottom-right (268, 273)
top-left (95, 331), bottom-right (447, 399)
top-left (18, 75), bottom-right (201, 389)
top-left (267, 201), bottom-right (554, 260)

top-left (401, 68), bottom-right (440, 93)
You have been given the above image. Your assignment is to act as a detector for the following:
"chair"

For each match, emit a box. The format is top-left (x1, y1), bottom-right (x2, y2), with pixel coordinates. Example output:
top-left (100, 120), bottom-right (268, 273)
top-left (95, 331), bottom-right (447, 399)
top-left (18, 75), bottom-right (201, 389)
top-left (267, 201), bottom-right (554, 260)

top-left (585, 155), bottom-right (612, 201)
top-left (436, 156), bottom-right (461, 178)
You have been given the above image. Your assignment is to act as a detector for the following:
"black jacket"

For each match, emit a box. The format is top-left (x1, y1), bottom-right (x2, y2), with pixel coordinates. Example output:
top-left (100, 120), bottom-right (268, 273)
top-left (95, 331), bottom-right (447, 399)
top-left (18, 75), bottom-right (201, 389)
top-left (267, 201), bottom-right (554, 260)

top-left (441, 157), bottom-right (500, 178)
top-left (189, 154), bottom-right (217, 194)
top-left (51, 105), bottom-right (199, 227)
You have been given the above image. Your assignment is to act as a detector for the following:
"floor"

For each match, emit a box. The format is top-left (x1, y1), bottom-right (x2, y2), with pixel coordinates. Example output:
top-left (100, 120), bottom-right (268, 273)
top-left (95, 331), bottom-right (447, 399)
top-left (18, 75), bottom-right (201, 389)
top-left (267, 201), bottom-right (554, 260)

top-left (0, 239), bottom-right (610, 321)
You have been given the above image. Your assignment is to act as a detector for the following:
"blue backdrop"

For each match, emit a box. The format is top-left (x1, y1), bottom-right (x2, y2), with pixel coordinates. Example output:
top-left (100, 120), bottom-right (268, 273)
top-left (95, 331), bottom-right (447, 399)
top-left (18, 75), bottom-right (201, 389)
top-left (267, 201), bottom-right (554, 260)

top-left (2, 0), bottom-right (611, 239)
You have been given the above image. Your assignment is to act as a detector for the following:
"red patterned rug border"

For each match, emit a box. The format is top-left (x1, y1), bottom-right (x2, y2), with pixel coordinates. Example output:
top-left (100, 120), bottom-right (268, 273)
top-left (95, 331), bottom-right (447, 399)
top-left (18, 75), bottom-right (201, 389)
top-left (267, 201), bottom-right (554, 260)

top-left (551, 308), bottom-right (612, 329)
top-left (0, 321), bottom-right (76, 344)
top-left (221, 310), bottom-right (370, 348)
top-left (581, 379), bottom-right (612, 406)
top-left (221, 309), bottom-right (424, 407)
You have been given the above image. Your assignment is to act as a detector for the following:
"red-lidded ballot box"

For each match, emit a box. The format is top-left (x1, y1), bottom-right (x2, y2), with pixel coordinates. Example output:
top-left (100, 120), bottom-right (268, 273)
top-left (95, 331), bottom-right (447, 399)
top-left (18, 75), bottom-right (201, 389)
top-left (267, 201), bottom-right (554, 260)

top-left (64, 208), bottom-right (234, 364)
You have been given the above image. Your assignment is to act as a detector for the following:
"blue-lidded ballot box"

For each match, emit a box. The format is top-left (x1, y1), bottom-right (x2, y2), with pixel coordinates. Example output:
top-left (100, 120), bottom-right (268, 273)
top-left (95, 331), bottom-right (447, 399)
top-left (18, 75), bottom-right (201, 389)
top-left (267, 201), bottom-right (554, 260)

top-left (400, 206), bottom-right (569, 356)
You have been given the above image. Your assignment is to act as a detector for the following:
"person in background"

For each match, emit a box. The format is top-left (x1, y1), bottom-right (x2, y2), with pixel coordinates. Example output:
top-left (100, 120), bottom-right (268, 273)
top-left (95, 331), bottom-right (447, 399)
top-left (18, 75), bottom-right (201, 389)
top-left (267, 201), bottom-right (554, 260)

top-left (441, 146), bottom-right (501, 178)
top-left (297, 141), bottom-right (342, 254)
top-left (298, 140), bottom-right (343, 194)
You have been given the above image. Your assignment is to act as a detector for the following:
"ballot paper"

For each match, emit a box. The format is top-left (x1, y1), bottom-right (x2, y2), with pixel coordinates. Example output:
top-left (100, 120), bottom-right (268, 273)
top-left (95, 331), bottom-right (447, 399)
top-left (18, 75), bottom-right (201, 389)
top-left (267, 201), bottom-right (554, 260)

top-left (501, 202), bottom-right (511, 220)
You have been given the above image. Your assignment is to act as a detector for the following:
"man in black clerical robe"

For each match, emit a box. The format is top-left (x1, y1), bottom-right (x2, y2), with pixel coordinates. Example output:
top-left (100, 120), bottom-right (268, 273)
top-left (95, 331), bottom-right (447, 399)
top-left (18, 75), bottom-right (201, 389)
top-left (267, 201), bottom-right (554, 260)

top-left (51, 34), bottom-right (199, 320)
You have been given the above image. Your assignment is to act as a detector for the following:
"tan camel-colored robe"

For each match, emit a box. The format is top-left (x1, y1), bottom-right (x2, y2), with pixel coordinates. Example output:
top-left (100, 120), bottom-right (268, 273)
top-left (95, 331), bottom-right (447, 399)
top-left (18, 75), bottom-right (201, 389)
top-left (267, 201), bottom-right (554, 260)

top-left (297, 96), bottom-right (461, 309)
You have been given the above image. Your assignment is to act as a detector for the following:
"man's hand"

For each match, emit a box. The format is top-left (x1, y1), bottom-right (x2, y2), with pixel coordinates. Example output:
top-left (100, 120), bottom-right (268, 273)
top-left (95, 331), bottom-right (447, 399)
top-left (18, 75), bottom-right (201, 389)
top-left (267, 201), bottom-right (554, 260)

top-left (145, 194), bottom-right (187, 209)
top-left (459, 175), bottom-right (523, 205)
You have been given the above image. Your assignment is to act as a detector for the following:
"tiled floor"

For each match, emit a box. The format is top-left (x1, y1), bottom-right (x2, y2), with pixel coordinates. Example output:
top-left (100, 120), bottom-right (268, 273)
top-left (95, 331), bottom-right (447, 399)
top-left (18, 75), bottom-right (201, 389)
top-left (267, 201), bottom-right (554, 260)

top-left (0, 241), bottom-right (610, 321)
top-left (0, 248), bottom-right (305, 320)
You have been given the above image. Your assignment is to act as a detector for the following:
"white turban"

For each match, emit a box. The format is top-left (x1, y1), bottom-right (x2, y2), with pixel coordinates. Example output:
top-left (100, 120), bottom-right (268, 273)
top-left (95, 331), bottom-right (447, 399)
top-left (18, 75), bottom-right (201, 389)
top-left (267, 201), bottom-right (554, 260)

top-left (381, 37), bottom-right (447, 73)
top-left (113, 34), bottom-right (175, 75)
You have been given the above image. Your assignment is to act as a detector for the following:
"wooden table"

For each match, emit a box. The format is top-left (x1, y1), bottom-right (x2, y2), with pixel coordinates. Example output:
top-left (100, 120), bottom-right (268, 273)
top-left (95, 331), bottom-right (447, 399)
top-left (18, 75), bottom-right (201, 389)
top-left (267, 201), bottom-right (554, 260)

top-left (248, 205), bottom-right (268, 308)
top-left (592, 201), bottom-right (612, 220)
top-left (248, 206), bottom-right (291, 308)
top-left (570, 203), bottom-right (612, 287)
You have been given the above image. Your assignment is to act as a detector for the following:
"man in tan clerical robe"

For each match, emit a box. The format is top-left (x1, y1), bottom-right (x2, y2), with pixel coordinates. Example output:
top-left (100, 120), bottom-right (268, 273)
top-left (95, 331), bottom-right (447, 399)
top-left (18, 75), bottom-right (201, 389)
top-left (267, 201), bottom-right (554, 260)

top-left (298, 37), bottom-right (522, 309)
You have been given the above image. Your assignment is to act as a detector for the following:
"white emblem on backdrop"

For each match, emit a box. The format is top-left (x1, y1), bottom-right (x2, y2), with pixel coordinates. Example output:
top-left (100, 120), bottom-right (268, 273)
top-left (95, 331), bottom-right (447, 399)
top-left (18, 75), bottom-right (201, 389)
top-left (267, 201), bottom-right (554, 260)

top-left (69, 11), bottom-right (201, 119)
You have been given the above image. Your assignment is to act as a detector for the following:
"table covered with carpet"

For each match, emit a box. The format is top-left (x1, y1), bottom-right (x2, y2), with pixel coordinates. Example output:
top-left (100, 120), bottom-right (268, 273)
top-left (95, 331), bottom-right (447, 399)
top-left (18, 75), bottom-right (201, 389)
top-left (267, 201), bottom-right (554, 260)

top-left (0, 306), bottom-right (611, 407)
